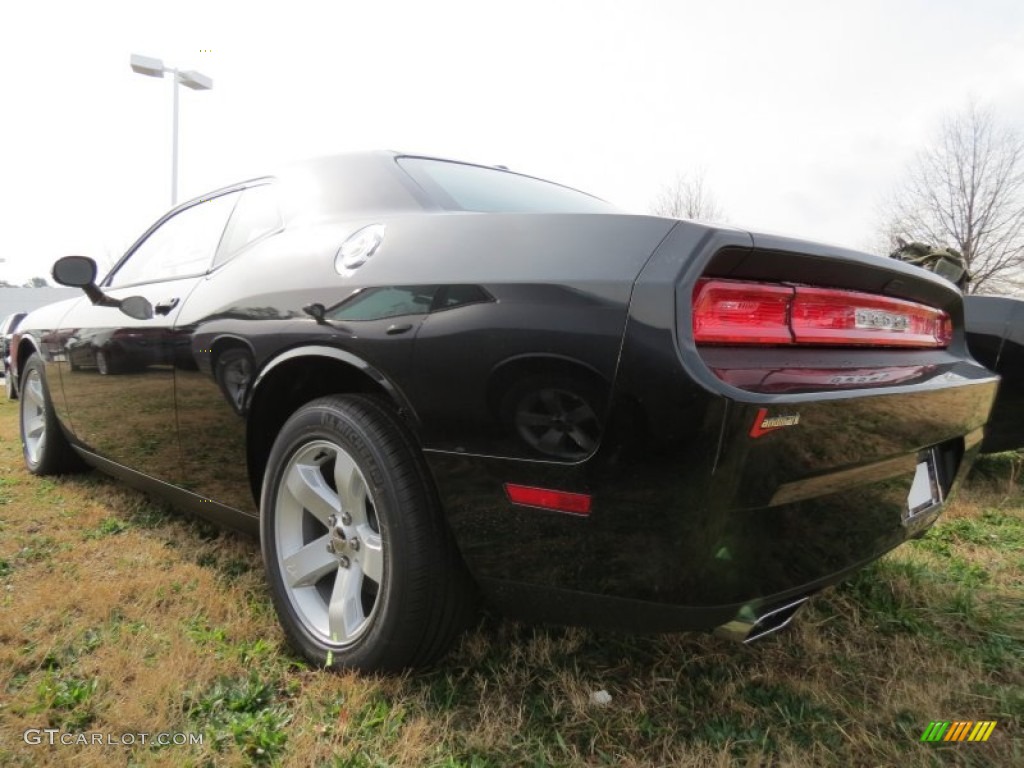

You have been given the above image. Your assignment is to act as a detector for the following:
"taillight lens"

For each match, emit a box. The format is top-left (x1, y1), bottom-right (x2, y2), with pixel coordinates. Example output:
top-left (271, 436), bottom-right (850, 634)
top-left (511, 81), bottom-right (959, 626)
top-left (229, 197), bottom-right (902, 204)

top-left (693, 279), bottom-right (952, 349)
top-left (791, 287), bottom-right (952, 347)
top-left (691, 280), bottom-right (794, 344)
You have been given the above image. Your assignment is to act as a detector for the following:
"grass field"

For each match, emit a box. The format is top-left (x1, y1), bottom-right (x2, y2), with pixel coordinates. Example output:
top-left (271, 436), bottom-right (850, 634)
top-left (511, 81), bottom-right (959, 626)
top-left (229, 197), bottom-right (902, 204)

top-left (0, 396), bottom-right (1021, 767)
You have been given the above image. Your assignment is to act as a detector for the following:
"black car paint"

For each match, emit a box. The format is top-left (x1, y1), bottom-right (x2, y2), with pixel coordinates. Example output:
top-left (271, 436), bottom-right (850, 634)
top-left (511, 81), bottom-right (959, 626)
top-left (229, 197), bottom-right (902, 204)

top-left (14, 151), bottom-right (1000, 635)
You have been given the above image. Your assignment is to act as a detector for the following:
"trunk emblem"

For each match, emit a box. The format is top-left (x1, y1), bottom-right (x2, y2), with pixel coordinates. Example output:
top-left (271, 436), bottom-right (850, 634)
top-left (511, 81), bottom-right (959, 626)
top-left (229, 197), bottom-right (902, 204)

top-left (750, 408), bottom-right (801, 438)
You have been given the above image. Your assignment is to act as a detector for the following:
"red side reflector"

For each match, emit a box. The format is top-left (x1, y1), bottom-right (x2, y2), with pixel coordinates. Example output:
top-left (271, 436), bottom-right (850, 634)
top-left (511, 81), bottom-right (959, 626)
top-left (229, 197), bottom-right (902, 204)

top-left (504, 483), bottom-right (592, 515)
top-left (693, 279), bottom-right (952, 349)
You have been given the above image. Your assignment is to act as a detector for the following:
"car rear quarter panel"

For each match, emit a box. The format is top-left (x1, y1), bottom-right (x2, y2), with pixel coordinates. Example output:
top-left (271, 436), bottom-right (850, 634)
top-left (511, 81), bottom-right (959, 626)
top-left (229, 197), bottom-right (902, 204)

top-left (172, 212), bottom-right (677, 514)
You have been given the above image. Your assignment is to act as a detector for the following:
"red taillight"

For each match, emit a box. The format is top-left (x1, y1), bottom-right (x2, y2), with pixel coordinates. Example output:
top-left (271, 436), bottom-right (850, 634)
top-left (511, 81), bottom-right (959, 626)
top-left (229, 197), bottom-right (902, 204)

top-left (791, 287), bottom-right (952, 347)
top-left (504, 484), bottom-right (592, 516)
top-left (691, 280), bottom-right (794, 344)
top-left (693, 279), bottom-right (952, 349)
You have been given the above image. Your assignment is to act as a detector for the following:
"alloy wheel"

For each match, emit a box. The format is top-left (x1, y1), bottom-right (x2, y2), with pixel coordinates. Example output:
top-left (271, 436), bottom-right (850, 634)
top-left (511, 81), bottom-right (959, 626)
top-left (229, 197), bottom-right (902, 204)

top-left (21, 368), bottom-right (47, 465)
top-left (274, 439), bottom-right (384, 647)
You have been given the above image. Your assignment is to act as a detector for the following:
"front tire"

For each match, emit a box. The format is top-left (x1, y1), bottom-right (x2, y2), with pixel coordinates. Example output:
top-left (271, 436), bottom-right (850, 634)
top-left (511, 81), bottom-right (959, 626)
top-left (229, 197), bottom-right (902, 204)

top-left (19, 354), bottom-right (85, 475)
top-left (260, 395), bottom-right (473, 671)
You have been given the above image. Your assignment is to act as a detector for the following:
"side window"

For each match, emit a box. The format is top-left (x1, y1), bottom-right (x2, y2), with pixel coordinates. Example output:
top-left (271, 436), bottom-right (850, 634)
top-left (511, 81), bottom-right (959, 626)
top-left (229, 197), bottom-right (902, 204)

top-left (108, 192), bottom-right (239, 288)
top-left (326, 286), bottom-right (440, 322)
top-left (214, 183), bottom-right (283, 267)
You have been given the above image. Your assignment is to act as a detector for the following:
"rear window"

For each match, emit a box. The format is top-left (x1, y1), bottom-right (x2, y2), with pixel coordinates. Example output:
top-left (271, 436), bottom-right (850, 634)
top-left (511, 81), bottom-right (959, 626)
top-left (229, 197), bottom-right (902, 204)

top-left (397, 157), bottom-right (617, 214)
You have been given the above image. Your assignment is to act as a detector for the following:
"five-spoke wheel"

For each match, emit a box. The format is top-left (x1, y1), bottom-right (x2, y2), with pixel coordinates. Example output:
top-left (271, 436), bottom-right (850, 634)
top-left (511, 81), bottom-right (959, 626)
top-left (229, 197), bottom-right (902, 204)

top-left (18, 354), bottom-right (84, 475)
top-left (20, 367), bottom-right (47, 466)
top-left (274, 440), bottom-right (385, 647)
top-left (261, 395), bottom-right (473, 671)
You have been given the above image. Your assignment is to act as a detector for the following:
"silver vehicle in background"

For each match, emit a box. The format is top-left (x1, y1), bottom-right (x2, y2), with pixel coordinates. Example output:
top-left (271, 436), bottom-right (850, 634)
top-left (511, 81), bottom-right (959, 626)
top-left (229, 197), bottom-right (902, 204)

top-left (2, 312), bottom-right (27, 399)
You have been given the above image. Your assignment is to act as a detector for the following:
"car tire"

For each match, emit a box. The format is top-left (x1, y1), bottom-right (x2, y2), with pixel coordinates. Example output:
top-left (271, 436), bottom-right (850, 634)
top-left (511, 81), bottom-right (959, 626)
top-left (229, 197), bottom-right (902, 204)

top-left (19, 354), bottom-right (85, 475)
top-left (260, 394), bottom-right (475, 672)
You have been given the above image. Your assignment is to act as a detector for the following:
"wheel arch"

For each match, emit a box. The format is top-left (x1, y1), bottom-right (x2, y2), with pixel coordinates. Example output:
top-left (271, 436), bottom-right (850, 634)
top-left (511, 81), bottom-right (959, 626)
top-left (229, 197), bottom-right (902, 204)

top-left (245, 346), bottom-right (419, 504)
top-left (15, 335), bottom-right (42, 382)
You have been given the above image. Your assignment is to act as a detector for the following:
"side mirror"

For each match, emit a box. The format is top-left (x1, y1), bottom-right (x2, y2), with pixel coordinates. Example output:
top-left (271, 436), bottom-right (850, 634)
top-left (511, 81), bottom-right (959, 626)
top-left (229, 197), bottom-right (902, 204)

top-left (51, 255), bottom-right (154, 320)
top-left (120, 296), bottom-right (154, 320)
top-left (52, 256), bottom-right (98, 287)
top-left (303, 302), bottom-right (328, 324)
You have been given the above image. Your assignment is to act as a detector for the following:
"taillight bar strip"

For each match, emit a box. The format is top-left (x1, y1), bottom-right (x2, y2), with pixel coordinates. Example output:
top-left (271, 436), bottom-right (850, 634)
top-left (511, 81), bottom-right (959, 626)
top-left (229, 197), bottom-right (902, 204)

top-left (693, 278), bottom-right (953, 348)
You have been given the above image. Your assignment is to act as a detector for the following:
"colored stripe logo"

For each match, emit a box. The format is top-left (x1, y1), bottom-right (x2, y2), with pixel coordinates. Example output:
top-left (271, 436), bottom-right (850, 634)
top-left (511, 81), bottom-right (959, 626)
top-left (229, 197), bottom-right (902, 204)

top-left (920, 721), bottom-right (997, 742)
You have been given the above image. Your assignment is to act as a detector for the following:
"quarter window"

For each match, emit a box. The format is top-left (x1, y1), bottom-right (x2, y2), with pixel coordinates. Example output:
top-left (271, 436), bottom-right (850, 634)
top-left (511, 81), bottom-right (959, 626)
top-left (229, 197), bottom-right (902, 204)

top-left (327, 286), bottom-right (440, 322)
top-left (214, 183), bottom-right (283, 267)
top-left (109, 192), bottom-right (239, 288)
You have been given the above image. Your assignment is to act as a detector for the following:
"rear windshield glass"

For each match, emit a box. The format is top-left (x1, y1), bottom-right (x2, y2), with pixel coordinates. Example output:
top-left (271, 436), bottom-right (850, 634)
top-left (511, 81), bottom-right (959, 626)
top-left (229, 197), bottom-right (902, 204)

top-left (397, 157), bottom-right (617, 214)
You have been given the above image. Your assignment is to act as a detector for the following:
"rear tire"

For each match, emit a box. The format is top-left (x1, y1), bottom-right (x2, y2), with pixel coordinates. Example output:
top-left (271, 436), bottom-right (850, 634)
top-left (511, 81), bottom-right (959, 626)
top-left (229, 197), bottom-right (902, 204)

top-left (19, 354), bottom-right (85, 475)
top-left (4, 366), bottom-right (15, 400)
top-left (260, 395), bottom-right (474, 672)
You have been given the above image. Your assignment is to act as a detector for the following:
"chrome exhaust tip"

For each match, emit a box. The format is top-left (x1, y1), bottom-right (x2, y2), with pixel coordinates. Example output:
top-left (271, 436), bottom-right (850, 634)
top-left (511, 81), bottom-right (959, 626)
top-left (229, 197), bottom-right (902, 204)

top-left (714, 595), bottom-right (811, 644)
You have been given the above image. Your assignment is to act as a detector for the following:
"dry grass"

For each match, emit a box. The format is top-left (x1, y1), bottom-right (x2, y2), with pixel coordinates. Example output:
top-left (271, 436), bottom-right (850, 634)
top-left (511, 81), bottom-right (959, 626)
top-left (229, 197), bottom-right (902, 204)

top-left (0, 397), bottom-right (1021, 767)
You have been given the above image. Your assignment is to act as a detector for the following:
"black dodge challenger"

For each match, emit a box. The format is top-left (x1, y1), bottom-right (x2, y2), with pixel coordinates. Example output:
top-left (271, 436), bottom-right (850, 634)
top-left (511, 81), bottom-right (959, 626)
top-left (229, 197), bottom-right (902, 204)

top-left (12, 152), bottom-right (999, 671)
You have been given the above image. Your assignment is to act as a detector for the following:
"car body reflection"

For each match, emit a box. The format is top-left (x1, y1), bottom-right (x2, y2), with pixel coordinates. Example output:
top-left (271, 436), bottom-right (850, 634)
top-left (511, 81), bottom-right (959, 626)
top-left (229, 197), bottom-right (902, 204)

top-left (711, 365), bottom-right (940, 394)
top-left (66, 327), bottom-right (166, 375)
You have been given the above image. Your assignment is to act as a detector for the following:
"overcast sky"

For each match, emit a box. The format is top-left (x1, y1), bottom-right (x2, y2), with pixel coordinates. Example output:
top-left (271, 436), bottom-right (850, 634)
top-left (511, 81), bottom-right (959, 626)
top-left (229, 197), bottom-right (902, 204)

top-left (2, 0), bottom-right (1022, 284)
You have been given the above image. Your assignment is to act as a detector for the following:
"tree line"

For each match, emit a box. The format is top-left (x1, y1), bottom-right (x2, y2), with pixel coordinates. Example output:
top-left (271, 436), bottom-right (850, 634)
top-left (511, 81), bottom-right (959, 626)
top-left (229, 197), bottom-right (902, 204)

top-left (0, 277), bottom-right (50, 288)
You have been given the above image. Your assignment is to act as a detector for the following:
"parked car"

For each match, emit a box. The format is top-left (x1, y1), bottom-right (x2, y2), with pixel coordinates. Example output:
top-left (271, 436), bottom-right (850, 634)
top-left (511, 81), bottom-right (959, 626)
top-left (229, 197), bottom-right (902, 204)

top-left (13, 152), bottom-right (999, 671)
top-left (2, 311), bottom-right (27, 399)
top-left (887, 242), bottom-right (1023, 454)
top-left (65, 326), bottom-right (169, 375)
top-left (964, 295), bottom-right (1024, 453)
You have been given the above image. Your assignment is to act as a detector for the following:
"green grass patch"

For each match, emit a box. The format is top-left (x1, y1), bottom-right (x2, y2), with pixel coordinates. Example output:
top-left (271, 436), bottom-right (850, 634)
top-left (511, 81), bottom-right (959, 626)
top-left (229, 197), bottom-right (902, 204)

top-left (32, 673), bottom-right (99, 729)
top-left (184, 675), bottom-right (291, 762)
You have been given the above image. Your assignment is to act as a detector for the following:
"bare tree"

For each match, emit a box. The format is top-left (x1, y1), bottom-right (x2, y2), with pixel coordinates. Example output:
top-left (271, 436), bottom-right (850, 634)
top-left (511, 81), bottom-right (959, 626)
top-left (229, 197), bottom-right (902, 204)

top-left (883, 104), bottom-right (1024, 294)
top-left (651, 170), bottom-right (726, 222)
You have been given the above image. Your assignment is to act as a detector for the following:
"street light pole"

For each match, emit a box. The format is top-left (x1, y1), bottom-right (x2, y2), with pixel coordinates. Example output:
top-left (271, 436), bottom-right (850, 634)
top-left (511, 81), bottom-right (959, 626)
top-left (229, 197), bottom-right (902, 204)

top-left (172, 71), bottom-right (179, 205)
top-left (130, 54), bottom-right (213, 207)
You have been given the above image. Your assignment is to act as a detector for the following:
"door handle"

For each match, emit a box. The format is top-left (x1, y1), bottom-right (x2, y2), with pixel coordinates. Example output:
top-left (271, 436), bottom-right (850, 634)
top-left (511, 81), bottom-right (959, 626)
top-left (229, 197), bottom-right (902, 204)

top-left (386, 323), bottom-right (413, 335)
top-left (154, 298), bottom-right (180, 316)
